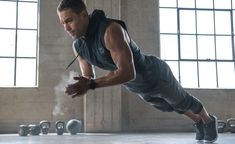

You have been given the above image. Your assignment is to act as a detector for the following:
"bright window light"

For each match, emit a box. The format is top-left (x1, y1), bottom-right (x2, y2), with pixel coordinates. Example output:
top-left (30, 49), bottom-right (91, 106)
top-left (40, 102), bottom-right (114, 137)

top-left (0, 0), bottom-right (39, 87)
top-left (160, 0), bottom-right (235, 89)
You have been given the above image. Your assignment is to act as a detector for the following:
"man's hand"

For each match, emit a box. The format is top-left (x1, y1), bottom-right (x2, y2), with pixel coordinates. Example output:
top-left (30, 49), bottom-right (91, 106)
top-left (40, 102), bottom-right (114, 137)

top-left (65, 76), bottom-right (90, 98)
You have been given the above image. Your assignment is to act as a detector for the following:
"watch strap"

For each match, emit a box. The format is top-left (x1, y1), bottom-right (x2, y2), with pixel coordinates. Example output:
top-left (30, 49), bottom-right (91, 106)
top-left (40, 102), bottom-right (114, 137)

top-left (89, 79), bottom-right (96, 90)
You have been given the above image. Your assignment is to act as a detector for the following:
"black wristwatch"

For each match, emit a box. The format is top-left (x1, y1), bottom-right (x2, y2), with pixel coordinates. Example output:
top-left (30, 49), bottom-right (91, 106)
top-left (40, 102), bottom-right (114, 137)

top-left (89, 79), bottom-right (96, 90)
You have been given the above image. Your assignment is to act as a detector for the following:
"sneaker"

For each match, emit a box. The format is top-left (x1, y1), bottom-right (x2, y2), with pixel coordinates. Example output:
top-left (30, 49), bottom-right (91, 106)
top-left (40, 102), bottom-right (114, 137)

top-left (204, 115), bottom-right (218, 143)
top-left (194, 120), bottom-right (204, 141)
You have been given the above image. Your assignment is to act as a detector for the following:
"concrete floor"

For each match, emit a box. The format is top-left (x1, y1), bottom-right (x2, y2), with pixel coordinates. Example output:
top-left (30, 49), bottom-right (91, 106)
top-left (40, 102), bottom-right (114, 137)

top-left (0, 133), bottom-right (234, 144)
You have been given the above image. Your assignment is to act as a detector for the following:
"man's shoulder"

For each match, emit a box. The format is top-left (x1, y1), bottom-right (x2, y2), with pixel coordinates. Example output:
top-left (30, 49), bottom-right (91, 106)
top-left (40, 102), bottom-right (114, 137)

top-left (90, 9), bottom-right (127, 30)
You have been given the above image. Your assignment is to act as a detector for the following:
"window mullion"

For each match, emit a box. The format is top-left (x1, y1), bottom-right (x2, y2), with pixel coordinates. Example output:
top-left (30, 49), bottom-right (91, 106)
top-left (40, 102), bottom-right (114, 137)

top-left (231, 10), bottom-right (235, 79)
top-left (14, 1), bottom-right (19, 86)
top-left (177, 8), bottom-right (181, 84)
top-left (195, 7), bottom-right (200, 88)
top-left (213, 10), bottom-right (219, 88)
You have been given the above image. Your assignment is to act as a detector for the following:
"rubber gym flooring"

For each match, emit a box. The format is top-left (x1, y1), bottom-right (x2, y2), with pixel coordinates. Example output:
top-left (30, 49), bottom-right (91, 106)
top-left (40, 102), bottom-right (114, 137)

top-left (0, 132), bottom-right (234, 144)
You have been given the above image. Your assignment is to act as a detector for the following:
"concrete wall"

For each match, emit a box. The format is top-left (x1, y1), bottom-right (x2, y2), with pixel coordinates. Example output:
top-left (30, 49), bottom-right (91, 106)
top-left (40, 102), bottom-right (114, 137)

top-left (0, 0), bottom-right (84, 133)
top-left (0, 0), bottom-right (235, 134)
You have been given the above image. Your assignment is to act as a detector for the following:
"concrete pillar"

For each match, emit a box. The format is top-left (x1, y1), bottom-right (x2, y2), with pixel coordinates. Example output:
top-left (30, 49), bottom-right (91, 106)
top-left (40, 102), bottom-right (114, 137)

top-left (83, 0), bottom-right (122, 132)
top-left (120, 0), bottom-right (160, 131)
top-left (83, 0), bottom-right (160, 132)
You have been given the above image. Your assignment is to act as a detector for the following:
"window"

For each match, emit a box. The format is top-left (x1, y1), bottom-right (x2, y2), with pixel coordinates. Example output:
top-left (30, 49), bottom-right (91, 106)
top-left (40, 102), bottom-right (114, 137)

top-left (0, 0), bottom-right (39, 87)
top-left (159, 0), bottom-right (235, 88)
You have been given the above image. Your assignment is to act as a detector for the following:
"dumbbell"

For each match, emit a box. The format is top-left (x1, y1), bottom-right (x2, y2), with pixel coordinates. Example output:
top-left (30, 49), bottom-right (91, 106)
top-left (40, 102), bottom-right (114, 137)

top-left (227, 118), bottom-right (235, 133)
top-left (28, 124), bottom-right (41, 136)
top-left (39, 120), bottom-right (51, 134)
top-left (19, 124), bottom-right (41, 136)
top-left (18, 125), bottom-right (30, 136)
top-left (218, 120), bottom-right (226, 133)
top-left (55, 121), bottom-right (65, 135)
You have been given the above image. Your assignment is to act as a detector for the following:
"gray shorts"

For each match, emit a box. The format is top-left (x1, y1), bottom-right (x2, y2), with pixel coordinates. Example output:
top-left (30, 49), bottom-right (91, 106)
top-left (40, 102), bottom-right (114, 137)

top-left (137, 59), bottom-right (203, 114)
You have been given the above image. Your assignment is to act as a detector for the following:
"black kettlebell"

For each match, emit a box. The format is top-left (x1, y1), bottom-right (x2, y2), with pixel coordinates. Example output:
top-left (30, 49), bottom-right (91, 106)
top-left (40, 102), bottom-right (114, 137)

top-left (227, 118), bottom-right (235, 133)
top-left (55, 121), bottom-right (65, 135)
top-left (218, 120), bottom-right (226, 133)
top-left (40, 120), bottom-right (51, 134)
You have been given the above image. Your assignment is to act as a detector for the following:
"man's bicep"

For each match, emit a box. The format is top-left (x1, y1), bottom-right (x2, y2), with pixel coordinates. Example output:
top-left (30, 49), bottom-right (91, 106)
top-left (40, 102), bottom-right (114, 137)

top-left (105, 22), bottom-right (134, 69)
top-left (103, 22), bottom-right (136, 82)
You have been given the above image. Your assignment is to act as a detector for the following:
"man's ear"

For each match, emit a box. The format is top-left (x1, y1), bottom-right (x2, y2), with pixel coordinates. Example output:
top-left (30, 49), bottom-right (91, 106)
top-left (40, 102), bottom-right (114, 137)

top-left (80, 9), bottom-right (88, 17)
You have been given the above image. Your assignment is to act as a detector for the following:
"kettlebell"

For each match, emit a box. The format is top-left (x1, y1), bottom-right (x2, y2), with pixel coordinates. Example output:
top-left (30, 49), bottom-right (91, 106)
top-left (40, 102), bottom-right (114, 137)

top-left (66, 119), bottom-right (82, 135)
top-left (218, 120), bottom-right (226, 133)
top-left (55, 121), bottom-right (65, 135)
top-left (227, 118), bottom-right (235, 133)
top-left (18, 125), bottom-right (30, 136)
top-left (39, 120), bottom-right (51, 134)
top-left (29, 124), bottom-right (41, 136)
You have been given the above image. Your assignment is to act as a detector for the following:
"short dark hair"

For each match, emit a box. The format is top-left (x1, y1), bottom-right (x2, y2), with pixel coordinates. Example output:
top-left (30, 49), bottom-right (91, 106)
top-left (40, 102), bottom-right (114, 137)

top-left (57, 0), bottom-right (86, 14)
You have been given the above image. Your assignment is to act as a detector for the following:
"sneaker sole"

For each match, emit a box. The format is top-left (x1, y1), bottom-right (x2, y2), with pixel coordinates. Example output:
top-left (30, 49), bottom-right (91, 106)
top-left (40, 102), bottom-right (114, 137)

top-left (204, 115), bottom-right (218, 143)
top-left (204, 137), bottom-right (218, 143)
top-left (196, 140), bottom-right (204, 143)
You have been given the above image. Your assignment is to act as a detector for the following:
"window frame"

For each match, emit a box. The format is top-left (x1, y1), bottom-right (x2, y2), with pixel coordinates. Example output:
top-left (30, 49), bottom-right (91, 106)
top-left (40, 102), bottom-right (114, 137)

top-left (159, 0), bottom-right (235, 89)
top-left (0, 0), bottom-right (39, 87)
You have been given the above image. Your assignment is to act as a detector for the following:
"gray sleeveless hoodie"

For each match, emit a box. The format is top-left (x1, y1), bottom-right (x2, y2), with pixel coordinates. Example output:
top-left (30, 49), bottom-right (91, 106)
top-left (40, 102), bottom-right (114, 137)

top-left (73, 10), bottom-right (161, 94)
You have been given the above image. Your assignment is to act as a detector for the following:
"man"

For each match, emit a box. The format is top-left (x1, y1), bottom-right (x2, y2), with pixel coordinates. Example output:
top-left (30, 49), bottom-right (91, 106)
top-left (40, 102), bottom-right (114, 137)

top-left (57, 0), bottom-right (218, 142)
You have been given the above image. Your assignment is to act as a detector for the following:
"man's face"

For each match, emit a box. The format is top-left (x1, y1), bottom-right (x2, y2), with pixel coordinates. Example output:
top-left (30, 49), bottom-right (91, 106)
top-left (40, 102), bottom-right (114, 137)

top-left (57, 9), bottom-right (88, 39)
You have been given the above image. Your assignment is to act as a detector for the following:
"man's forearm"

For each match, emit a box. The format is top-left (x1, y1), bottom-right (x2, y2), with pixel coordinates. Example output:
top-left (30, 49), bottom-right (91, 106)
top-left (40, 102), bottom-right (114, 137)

top-left (92, 69), bottom-right (135, 89)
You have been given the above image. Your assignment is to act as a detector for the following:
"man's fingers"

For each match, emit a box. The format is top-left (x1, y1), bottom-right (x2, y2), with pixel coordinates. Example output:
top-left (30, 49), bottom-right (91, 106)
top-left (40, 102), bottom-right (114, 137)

top-left (73, 77), bottom-right (79, 80)
top-left (65, 85), bottom-right (77, 95)
top-left (73, 76), bottom-right (83, 80)
top-left (71, 93), bottom-right (83, 98)
top-left (72, 93), bottom-right (85, 98)
top-left (66, 90), bottom-right (78, 97)
top-left (71, 93), bottom-right (78, 98)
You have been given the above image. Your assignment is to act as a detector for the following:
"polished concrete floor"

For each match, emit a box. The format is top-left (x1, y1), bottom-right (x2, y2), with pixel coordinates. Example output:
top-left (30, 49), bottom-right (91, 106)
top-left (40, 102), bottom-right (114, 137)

top-left (0, 133), bottom-right (234, 144)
